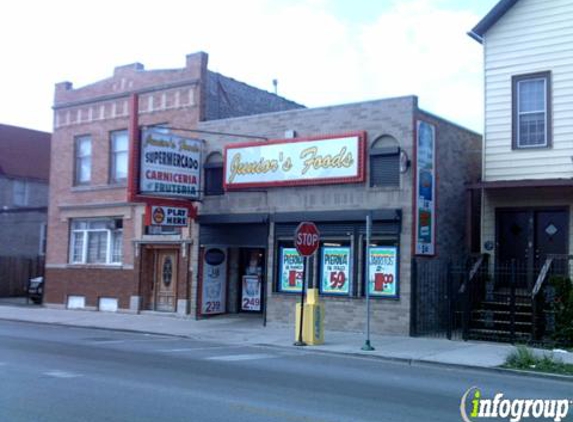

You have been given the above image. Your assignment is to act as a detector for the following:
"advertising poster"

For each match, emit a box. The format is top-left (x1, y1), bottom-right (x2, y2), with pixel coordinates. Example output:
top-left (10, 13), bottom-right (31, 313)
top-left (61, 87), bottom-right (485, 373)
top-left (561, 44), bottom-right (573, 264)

top-left (139, 129), bottom-right (202, 200)
top-left (320, 247), bottom-right (351, 295)
top-left (241, 275), bottom-right (262, 312)
top-left (150, 206), bottom-right (188, 227)
top-left (367, 246), bottom-right (399, 298)
top-left (415, 120), bottom-right (436, 255)
top-left (224, 133), bottom-right (365, 189)
top-left (201, 248), bottom-right (227, 315)
top-left (278, 247), bottom-right (304, 293)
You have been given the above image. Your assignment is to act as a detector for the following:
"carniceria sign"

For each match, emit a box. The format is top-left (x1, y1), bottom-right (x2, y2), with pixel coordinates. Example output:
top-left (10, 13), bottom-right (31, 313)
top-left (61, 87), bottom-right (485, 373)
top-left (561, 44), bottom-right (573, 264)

top-left (223, 133), bottom-right (365, 189)
top-left (140, 129), bottom-right (202, 200)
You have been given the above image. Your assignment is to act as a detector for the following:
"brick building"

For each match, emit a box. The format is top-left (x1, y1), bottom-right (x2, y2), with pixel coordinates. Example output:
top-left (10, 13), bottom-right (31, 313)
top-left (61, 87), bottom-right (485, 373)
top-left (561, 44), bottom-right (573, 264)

top-left (193, 96), bottom-right (481, 334)
top-left (45, 52), bottom-right (303, 312)
top-left (45, 51), bottom-right (481, 336)
top-left (0, 124), bottom-right (50, 258)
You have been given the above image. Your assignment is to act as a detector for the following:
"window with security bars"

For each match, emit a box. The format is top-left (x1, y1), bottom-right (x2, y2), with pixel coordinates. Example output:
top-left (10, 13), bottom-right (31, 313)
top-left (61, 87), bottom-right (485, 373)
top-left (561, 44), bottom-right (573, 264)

top-left (204, 152), bottom-right (224, 195)
top-left (369, 145), bottom-right (400, 187)
top-left (70, 218), bottom-right (123, 265)
top-left (512, 72), bottom-right (551, 149)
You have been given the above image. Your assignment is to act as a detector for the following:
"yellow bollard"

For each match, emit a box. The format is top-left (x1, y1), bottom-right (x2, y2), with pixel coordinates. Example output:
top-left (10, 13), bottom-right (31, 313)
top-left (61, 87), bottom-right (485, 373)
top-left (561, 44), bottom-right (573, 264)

top-left (294, 288), bottom-right (325, 345)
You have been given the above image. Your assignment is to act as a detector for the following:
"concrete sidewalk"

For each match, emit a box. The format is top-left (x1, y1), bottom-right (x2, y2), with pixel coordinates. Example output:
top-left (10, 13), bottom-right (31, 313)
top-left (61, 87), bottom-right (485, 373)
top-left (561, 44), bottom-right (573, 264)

top-left (0, 298), bottom-right (571, 373)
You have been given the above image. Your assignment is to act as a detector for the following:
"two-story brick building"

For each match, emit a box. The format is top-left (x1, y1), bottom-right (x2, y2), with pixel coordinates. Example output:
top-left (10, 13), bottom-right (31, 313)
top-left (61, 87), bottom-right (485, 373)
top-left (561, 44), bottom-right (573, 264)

top-left (45, 52), bottom-right (303, 313)
top-left (470, 0), bottom-right (573, 282)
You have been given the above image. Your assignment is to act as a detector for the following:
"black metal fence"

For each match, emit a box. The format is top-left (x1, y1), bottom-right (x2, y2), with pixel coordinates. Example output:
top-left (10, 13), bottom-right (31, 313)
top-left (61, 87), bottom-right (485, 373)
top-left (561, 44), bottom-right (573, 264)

top-left (411, 255), bottom-right (573, 347)
top-left (0, 256), bottom-right (45, 297)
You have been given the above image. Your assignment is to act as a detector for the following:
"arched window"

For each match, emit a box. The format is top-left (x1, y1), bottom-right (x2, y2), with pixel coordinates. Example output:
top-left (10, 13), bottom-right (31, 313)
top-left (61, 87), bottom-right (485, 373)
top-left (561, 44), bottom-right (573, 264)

top-left (369, 135), bottom-right (400, 187)
top-left (204, 152), bottom-right (224, 196)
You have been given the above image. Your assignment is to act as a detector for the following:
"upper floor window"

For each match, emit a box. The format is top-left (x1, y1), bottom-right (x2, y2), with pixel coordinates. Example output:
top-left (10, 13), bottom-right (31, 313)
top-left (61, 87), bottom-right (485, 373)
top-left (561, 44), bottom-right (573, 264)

top-left (75, 135), bottom-right (92, 185)
top-left (70, 218), bottom-right (123, 265)
top-left (110, 130), bottom-right (128, 183)
top-left (369, 135), bottom-right (400, 187)
top-left (512, 72), bottom-right (551, 149)
top-left (13, 180), bottom-right (29, 206)
top-left (204, 152), bottom-right (224, 196)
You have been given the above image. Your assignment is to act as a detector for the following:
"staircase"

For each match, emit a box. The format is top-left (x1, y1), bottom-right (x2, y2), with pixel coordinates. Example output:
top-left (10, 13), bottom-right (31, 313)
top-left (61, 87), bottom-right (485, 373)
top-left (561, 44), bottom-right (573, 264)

top-left (467, 288), bottom-right (533, 342)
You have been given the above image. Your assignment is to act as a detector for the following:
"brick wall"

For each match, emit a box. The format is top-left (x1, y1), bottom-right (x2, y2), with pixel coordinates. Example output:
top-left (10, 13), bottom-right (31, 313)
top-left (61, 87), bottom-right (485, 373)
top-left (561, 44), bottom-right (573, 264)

top-left (205, 72), bottom-right (304, 120)
top-left (44, 267), bottom-right (136, 310)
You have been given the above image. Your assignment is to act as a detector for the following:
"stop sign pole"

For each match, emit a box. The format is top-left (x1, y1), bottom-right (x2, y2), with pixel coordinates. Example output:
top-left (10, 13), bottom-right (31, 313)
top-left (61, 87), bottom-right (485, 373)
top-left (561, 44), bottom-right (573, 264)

top-left (294, 222), bottom-right (320, 347)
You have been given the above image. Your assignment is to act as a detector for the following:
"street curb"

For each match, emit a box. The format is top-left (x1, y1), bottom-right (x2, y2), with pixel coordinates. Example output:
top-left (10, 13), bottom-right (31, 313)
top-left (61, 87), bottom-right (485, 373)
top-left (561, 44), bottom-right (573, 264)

top-left (253, 343), bottom-right (573, 383)
top-left (0, 317), bottom-right (195, 340)
top-left (2, 317), bottom-right (572, 383)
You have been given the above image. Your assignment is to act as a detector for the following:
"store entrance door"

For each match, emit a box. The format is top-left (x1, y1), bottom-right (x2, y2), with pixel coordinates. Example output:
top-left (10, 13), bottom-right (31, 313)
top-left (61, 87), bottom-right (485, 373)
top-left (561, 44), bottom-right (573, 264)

top-left (238, 248), bottom-right (265, 313)
top-left (153, 249), bottom-right (178, 312)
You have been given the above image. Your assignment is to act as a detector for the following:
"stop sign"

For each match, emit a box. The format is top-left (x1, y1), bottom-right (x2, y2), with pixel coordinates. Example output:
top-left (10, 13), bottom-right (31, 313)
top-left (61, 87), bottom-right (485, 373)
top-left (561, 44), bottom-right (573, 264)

top-left (294, 222), bottom-right (320, 257)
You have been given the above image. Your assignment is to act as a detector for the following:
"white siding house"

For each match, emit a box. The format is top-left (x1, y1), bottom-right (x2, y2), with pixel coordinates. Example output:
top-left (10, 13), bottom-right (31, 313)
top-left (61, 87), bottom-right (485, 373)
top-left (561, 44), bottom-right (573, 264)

top-left (478, 0), bottom-right (573, 181)
top-left (470, 0), bottom-right (573, 273)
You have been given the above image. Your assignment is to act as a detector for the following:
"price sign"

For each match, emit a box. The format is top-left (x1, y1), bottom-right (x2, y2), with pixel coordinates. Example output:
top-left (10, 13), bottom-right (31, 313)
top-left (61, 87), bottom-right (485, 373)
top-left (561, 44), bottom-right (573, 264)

top-left (368, 246), bottom-right (399, 298)
top-left (278, 248), bottom-right (304, 293)
top-left (241, 275), bottom-right (262, 311)
top-left (320, 247), bottom-right (351, 295)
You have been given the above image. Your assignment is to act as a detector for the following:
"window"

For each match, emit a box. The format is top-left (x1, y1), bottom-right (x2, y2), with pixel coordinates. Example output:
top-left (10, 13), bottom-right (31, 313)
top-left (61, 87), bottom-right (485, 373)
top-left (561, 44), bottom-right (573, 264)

top-left (512, 72), bottom-right (551, 148)
top-left (369, 136), bottom-right (400, 187)
top-left (70, 218), bottom-right (123, 265)
top-left (204, 152), bottom-right (224, 195)
top-left (75, 135), bottom-right (92, 185)
top-left (39, 223), bottom-right (47, 256)
top-left (110, 130), bottom-right (128, 183)
top-left (13, 180), bottom-right (29, 206)
top-left (319, 242), bottom-right (352, 296)
top-left (364, 240), bottom-right (399, 299)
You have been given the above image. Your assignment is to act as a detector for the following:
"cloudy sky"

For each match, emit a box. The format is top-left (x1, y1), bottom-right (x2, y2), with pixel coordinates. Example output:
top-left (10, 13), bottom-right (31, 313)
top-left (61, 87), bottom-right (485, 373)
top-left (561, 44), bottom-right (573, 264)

top-left (1, 0), bottom-right (497, 133)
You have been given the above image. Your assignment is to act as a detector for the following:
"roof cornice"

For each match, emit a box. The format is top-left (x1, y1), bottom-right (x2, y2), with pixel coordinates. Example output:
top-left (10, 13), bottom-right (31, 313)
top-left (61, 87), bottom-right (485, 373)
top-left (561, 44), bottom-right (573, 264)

top-left (468, 0), bottom-right (520, 44)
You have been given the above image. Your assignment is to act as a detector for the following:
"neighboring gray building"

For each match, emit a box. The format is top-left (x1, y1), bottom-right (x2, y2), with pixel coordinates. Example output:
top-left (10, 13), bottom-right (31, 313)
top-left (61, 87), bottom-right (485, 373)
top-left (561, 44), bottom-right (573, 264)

top-left (0, 123), bottom-right (50, 258)
top-left (191, 96), bottom-right (481, 335)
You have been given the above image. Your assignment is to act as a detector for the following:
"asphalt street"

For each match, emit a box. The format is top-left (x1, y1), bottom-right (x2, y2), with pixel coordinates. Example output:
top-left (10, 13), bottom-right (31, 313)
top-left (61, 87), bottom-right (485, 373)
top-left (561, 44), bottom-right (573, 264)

top-left (0, 320), bottom-right (571, 422)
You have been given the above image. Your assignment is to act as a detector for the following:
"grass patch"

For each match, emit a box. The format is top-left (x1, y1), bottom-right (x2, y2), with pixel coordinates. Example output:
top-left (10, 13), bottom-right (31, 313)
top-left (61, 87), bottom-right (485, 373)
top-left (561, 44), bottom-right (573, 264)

top-left (503, 345), bottom-right (573, 376)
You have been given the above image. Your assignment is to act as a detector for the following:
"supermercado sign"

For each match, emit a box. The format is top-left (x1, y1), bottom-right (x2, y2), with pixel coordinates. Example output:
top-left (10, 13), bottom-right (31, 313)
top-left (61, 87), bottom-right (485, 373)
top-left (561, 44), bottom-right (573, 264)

top-left (140, 129), bottom-right (202, 200)
top-left (223, 133), bottom-right (365, 189)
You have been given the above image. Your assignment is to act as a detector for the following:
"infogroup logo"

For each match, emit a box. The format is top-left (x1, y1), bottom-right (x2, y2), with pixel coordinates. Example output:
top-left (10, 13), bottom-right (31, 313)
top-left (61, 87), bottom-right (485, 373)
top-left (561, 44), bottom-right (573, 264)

top-left (460, 387), bottom-right (571, 422)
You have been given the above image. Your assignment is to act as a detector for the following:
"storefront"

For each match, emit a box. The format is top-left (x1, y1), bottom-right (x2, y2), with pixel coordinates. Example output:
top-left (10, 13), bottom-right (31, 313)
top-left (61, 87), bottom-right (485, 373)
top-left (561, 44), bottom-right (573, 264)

top-left (192, 96), bottom-right (481, 334)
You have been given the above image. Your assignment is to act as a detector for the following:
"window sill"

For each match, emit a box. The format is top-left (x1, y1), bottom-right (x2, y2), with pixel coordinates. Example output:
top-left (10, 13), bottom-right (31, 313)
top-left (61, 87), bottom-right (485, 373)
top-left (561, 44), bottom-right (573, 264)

top-left (369, 185), bottom-right (401, 191)
top-left (71, 184), bottom-right (127, 192)
top-left (67, 263), bottom-right (125, 270)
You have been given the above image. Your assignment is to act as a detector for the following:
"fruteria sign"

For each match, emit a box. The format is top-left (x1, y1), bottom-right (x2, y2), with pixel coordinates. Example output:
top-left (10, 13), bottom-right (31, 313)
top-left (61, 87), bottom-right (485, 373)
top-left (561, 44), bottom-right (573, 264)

top-left (150, 206), bottom-right (189, 227)
top-left (415, 120), bottom-right (436, 256)
top-left (140, 129), bottom-right (202, 200)
top-left (223, 133), bottom-right (365, 189)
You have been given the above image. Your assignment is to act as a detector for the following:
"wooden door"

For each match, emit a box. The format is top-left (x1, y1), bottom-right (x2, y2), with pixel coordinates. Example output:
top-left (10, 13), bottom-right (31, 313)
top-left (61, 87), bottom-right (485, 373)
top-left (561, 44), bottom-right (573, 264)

top-left (154, 250), bottom-right (178, 312)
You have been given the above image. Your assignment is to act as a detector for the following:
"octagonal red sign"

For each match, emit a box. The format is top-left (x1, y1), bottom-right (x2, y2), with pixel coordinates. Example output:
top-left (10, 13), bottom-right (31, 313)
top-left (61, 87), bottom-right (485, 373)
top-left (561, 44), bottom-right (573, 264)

top-left (294, 222), bottom-right (320, 257)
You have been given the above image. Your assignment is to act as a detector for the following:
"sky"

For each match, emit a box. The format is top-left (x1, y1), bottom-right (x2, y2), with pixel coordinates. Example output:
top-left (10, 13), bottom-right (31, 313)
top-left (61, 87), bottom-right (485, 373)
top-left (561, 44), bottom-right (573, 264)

top-left (0, 0), bottom-right (498, 134)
